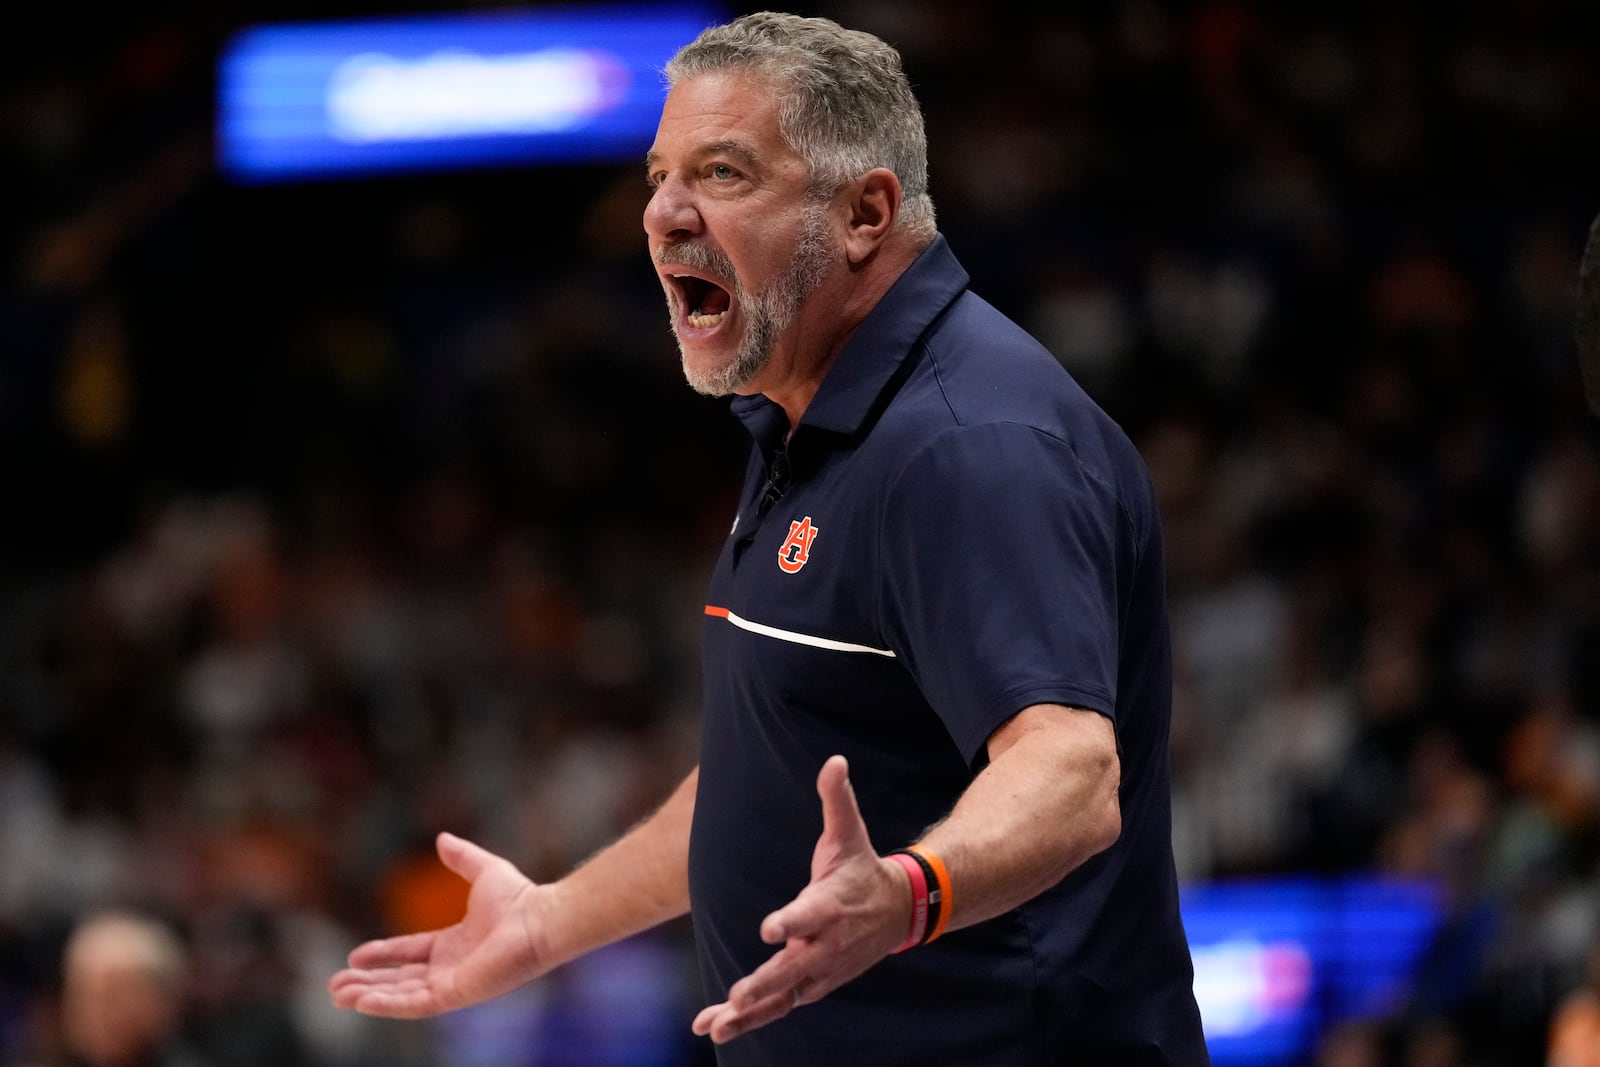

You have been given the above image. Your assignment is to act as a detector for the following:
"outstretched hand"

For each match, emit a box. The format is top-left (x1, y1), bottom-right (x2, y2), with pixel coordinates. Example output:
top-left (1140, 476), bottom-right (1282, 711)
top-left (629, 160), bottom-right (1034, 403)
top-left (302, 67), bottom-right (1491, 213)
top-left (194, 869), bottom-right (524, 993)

top-left (328, 833), bottom-right (552, 1018)
top-left (692, 755), bottom-right (911, 1044)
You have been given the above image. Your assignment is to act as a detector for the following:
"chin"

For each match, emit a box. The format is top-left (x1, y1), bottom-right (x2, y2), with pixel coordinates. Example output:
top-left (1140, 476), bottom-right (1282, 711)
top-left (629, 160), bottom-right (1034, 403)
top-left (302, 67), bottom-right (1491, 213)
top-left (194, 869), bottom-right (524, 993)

top-left (679, 349), bottom-right (740, 397)
top-left (680, 342), bottom-right (769, 398)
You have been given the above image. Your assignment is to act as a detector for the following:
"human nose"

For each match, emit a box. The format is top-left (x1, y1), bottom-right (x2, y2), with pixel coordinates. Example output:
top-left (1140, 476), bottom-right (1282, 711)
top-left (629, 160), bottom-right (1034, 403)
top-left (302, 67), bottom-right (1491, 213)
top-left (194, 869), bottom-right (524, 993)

top-left (643, 176), bottom-right (701, 242)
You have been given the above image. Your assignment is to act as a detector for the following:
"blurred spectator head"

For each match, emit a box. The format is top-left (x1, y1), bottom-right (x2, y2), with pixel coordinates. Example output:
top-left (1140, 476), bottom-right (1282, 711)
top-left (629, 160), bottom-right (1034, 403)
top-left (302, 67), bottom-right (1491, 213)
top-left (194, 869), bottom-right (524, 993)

top-left (60, 911), bottom-right (190, 1067)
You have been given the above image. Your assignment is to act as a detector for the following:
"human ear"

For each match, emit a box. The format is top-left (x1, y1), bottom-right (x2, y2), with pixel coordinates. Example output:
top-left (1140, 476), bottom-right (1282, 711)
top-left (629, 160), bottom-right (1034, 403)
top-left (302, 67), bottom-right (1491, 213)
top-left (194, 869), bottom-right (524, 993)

top-left (841, 168), bottom-right (901, 264)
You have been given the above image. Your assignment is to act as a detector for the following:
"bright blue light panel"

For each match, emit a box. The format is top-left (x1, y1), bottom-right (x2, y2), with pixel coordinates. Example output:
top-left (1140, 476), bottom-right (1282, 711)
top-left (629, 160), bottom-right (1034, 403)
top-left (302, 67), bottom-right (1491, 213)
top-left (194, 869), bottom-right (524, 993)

top-left (1182, 876), bottom-right (1443, 1065)
top-left (217, 2), bottom-right (723, 182)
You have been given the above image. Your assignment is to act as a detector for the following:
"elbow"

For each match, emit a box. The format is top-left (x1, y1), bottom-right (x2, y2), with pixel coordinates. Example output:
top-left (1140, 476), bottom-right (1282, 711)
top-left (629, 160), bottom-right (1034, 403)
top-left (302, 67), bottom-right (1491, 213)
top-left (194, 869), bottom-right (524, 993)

top-left (1094, 791), bottom-right (1121, 857)
top-left (1088, 753), bottom-right (1122, 858)
top-left (1053, 757), bottom-right (1120, 883)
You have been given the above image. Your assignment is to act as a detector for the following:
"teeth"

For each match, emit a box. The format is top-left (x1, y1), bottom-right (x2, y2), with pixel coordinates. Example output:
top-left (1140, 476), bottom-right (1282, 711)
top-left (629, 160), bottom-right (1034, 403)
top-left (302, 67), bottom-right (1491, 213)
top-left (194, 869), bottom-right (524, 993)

top-left (668, 274), bottom-right (727, 329)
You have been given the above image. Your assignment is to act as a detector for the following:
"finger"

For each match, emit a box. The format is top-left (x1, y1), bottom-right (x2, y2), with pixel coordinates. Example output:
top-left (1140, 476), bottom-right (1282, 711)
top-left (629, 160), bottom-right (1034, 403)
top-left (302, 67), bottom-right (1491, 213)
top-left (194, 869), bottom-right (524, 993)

top-left (815, 755), bottom-right (872, 857)
top-left (757, 757), bottom-right (870, 946)
top-left (435, 831), bottom-right (494, 883)
top-left (344, 985), bottom-right (444, 1019)
top-left (691, 1000), bottom-right (730, 1036)
top-left (345, 931), bottom-right (437, 969)
top-left (324, 966), bottom-right (432, 1011)
top-left (329, 962), bottom-right (428, 996)
top-left (760, 884), bottom-right (829, 944)
top-left (705, 988), bottom-right (800, 1043)
top-left (725, 945), bottom-right (817, 1011)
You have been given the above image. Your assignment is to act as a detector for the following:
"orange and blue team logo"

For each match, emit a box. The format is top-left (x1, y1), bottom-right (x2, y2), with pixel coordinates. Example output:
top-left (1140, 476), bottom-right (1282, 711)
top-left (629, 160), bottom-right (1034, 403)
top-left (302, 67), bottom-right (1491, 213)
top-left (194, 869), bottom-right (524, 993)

top-left (777, 516), bottom-right (820, 573)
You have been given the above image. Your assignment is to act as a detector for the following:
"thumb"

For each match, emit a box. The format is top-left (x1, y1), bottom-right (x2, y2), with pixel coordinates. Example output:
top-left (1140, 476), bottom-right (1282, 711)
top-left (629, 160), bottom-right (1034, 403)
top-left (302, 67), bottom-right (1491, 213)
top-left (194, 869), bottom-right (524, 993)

top-left (816, 755), bottom-right (873, 858)
top-left (758, 758), bottom-right (876, 943)
top-left (436, 832), bottom-right (495, 883)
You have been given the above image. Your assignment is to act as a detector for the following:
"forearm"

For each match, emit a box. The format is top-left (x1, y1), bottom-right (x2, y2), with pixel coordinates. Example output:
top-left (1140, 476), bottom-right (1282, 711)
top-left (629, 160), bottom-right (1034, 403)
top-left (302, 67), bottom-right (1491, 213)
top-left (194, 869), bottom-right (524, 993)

top-left (911, 705), bottom-right (1120, 932)
top-left (690, 713), bottom-right (1122, 1045)
top-left (539, 767), bottom-right (698, 965)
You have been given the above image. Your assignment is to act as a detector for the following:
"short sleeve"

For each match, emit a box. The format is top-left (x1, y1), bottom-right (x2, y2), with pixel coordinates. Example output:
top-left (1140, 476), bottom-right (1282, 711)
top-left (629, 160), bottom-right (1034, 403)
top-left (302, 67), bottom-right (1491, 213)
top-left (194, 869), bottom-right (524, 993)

top-left (877, 422), bottom-right (1124, 763)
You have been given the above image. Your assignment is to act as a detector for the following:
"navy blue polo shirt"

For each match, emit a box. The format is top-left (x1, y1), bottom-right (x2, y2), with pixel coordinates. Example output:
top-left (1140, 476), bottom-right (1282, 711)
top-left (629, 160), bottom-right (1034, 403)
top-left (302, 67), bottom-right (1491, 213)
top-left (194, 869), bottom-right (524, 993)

top-left (689, 236), bottom-right (1210, 1065)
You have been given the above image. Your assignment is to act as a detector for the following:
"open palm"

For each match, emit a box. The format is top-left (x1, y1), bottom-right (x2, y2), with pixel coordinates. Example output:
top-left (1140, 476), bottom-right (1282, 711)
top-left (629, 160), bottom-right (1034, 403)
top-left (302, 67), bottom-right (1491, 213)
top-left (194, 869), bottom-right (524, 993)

top-left (328, 833), bottom-right (551, 1018)
top-left (692, 756), bottom-right (909, 1044)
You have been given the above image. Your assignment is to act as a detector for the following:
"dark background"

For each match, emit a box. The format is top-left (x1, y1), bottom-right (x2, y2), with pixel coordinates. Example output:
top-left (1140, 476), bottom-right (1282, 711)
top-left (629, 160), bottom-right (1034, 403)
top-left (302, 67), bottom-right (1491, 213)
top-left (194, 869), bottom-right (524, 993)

top-left (2, 1), bottom-right (1599, 1064)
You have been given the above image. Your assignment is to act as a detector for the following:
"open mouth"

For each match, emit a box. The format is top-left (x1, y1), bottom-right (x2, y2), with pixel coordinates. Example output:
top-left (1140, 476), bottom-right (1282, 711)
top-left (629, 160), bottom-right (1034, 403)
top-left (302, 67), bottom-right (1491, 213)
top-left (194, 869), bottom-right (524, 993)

top-left (670, 273), bottom-right (732, 329)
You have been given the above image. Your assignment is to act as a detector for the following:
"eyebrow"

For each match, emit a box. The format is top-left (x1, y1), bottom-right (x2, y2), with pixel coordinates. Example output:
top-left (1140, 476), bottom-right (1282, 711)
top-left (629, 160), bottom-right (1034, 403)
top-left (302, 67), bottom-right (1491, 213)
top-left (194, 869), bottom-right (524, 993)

top-left (644, 139), bottom-right (765, 174)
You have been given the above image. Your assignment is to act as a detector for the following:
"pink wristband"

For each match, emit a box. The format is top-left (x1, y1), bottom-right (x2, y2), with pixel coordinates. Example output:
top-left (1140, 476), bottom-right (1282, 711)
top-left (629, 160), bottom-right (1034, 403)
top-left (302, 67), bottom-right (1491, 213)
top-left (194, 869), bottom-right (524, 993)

top-left (886, 851), bottom-right (929, 953)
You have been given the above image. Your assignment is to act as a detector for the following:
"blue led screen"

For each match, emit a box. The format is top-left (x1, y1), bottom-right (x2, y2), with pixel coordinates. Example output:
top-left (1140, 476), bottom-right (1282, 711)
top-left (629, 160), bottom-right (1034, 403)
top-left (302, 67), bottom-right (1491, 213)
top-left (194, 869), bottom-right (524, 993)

top-left (1183, 876), bottom-right (1445, 1064)
top-left (217, 2), bottom-right (723, 182)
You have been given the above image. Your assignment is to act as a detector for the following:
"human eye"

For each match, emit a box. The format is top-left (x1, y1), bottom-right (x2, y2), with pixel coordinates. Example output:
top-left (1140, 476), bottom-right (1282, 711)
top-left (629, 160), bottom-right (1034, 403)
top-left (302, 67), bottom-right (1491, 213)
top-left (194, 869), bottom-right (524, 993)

top-left (709, 163), bottom-right (739, 181)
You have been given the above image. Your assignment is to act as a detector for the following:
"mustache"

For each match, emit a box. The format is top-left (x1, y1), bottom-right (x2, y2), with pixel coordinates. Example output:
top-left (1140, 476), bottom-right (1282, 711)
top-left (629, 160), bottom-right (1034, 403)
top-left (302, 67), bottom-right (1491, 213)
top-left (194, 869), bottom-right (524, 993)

top-left (655, 241), bottom-right (738, 288)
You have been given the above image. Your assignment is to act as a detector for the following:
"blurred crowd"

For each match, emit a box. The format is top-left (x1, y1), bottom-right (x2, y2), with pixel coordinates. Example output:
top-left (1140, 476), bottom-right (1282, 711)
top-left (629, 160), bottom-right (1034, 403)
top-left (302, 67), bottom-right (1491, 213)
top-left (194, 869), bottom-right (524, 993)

top-left (3, 0), bottom-right (1599, 1064)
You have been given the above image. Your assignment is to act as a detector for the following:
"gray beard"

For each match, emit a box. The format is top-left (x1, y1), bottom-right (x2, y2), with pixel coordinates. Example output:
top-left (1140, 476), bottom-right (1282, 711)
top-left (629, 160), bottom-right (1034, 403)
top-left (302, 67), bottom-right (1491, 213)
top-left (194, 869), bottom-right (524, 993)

top-left (666, 205), bottom-right (834, 397)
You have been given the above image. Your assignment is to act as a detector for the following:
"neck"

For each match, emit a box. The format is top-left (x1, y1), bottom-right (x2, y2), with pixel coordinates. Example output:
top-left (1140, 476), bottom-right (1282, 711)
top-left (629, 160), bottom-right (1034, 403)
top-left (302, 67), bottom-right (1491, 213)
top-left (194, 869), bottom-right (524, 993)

top-left (758, 236), bottom-right (923, 430)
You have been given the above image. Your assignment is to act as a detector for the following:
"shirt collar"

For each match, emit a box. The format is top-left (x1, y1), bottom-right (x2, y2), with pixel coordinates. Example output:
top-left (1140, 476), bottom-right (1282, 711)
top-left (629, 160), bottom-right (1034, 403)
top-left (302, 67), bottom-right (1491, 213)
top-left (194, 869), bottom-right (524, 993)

top-left (731, 234), bottom-right (969, 445)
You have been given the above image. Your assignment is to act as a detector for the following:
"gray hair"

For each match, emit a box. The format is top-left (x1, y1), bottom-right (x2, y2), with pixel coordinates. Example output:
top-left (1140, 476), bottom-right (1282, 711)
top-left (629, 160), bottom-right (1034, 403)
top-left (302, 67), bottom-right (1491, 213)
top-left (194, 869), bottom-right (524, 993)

top-left (665, 11), bottom-right (937, 246)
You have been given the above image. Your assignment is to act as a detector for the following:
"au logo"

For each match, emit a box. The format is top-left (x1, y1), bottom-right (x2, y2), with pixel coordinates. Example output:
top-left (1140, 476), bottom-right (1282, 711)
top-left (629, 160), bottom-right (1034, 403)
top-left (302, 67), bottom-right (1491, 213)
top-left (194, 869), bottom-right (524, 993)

top-left (777, 516), bottom-right (820, 573)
